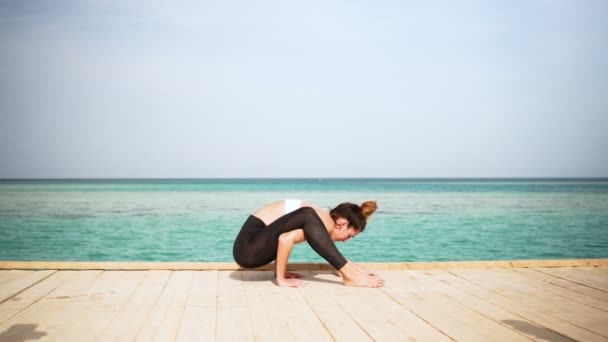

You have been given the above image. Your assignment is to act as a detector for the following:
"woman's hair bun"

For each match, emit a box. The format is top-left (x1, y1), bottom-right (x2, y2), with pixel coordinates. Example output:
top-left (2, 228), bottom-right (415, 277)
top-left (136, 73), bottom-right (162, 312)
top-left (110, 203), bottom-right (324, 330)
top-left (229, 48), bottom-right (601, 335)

top-left (360, 200), bottom-right (377, 219)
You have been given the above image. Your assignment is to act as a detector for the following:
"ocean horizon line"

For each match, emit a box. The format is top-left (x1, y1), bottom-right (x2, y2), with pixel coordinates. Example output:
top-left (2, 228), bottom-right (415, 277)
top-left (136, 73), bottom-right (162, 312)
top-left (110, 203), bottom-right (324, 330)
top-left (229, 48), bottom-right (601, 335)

top-left (1, 177), bottom-right (608, 182)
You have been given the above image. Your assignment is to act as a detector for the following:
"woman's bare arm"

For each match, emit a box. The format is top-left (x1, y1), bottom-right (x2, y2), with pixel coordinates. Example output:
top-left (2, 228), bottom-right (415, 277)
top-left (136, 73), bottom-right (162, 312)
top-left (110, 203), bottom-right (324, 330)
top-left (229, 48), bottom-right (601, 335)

top-left (275, 229), bottom-right (306, 287)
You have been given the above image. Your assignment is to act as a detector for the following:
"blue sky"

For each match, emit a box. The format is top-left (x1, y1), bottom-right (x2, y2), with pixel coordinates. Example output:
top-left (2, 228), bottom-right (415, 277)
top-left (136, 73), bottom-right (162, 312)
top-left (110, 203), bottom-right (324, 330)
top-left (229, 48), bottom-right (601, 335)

top-left (1, 1), bottom-right (607, 178)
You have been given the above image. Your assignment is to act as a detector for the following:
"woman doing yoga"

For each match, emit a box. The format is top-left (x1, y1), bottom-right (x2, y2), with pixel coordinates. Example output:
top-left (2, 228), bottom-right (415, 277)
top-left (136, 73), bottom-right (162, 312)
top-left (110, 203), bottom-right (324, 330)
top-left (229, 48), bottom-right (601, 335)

top-left (233, 199), bottom-right (385, 288)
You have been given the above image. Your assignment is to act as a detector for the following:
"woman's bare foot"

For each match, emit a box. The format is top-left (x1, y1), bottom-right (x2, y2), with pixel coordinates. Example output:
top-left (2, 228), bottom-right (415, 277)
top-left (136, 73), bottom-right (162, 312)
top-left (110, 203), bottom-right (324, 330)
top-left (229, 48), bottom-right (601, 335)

top-left (277, 277), bottom-right (307, 287)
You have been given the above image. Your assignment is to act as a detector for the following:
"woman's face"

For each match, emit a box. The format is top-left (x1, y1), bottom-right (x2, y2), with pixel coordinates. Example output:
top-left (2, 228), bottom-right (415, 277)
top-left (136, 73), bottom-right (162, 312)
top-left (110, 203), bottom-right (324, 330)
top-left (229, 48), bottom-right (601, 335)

top-left (332, 217), bottom-right (360, 243)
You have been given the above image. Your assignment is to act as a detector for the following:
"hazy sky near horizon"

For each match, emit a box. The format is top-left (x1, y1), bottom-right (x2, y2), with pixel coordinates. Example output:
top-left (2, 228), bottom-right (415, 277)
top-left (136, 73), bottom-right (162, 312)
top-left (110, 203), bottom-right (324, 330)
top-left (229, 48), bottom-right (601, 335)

top-left (1, 1), bottom-right (607, 178)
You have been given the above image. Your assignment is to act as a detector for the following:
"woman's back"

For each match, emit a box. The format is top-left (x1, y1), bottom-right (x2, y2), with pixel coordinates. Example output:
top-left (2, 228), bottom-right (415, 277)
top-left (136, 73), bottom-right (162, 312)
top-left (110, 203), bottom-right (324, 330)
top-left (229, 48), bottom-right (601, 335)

top-left (252, 199), bottom-right (334, 232)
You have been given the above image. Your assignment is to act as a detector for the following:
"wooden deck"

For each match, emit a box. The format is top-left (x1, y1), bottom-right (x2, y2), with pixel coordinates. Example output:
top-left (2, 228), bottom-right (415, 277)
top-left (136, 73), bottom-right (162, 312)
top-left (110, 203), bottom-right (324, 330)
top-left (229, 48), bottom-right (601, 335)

top-left (0, 264), bottom-right (607, 341)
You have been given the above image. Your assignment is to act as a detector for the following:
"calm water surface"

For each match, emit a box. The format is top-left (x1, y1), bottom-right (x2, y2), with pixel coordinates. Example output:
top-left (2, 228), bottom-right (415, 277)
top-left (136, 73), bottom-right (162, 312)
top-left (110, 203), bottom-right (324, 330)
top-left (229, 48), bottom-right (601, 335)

top-left (1, 179), bottom-right (607, 262)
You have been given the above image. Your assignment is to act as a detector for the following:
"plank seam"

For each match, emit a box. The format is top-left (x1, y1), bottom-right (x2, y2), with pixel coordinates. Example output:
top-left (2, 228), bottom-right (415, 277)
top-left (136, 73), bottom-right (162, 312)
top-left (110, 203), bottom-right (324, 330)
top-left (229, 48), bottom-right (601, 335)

top-left (43, 270), bottom-right (110, 339)
top-left (432, 272), bottom-right (577, 342)
top-left (511, 268), bottom-right (608, 301)
top-left (532, 269), bottom-right (608, 294)
top-left (0, 270), bottom-right (69, 325)
top-left (386, 270), bottom-right (535, 341)
top-left (307, 271), bottom-right (376, 341)
top-left (173, 271), bottom-right (194, 342)
top-left (239, 271), bottom-right (256, 341)
top-left (447, 270), bottom-right (608, 340)
top-left (76, 271), bottom-right (141, 341)
top-left (134, 270), bottom-right (174, 341)
top-left (214, 270), bottom-right (219, 342)
top-left (1, 270), bottom-right (103, 339)
top-left (417, 273), bottom-right (553, 341)
top-left (93, 271), bottom-right (149, 341)
top-left (379, 287), bottom-right (457, 341)
top-left (333, 295), bottom-right (377, 342)
top-left (0, 270), bottom-right (58, 305)
top-left (297, 285), bottom-right (338, 342)
top-left (509, 269), bottom-right (608, 311)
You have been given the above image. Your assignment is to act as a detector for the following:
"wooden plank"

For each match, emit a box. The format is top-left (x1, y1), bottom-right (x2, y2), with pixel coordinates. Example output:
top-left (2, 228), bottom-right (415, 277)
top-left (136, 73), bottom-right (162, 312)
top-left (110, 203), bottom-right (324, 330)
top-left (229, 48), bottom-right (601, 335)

top-left (215, 271), bottom-right (254, 341)
top-left (378, 270), bottom-right (532, 341)
top-left (2, 259), bottom-right (608, 270)
top-left (425, 269), bottom-right (606, 341)
top-left (513, 268), bottom-right (608, 302)
top-left (240, 271), bottom-right (292, 341)
top-left (311, 271), bottom-right (451, 341)
top-left (0, 267), bottom-right (606, 341)
top-left (0, 261), bottom-right (246, 270)
top-left (563, 268), bottom-right (608, 288)
top-left (537, 267), bottom-right (608, 291)
top-left (49, 270), bottom-right (145, 340)
top-left (261, 272), bottom-right (333, 342)
top-left (505, 268), bottom-right (608, 311)
top-left (175, 271), bottom-right (218, 342)
top-left (0, 270), bottom-right (32, 284)
top-left (0, 270), bottom-right (56, 303)
top-left (455, 268), bottom-right (608, 314)
top-left (592, 267), bottom-right (608, 276)
top-left (0, 271), bottom-right (75, 324)
top-left (451, 268), bottom-right (608, 338)
top-left (95, 270), bottom-right (171, 341)
top-left (393, 269), bottom-right (574, 342)
top-left (299, 271), bottom-right (372, 342)
top-left (135, 271), bottom-right (192, 341)
top-left (0, 270), bottom-right (103, 341)
top-left (148, 271), bottom-right (192, 342)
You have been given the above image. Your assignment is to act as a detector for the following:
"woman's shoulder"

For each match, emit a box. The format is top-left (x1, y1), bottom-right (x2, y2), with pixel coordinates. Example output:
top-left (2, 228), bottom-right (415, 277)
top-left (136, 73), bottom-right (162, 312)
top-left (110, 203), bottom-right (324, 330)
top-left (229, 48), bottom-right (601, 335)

top-left (301, 202), bottom-right (333, 230)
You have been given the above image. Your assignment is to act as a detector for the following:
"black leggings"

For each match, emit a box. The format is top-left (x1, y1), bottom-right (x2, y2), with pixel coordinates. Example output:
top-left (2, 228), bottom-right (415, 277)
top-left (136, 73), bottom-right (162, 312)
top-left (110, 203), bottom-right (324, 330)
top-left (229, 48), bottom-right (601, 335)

top-left (232, 207), bottom-right (347, 270)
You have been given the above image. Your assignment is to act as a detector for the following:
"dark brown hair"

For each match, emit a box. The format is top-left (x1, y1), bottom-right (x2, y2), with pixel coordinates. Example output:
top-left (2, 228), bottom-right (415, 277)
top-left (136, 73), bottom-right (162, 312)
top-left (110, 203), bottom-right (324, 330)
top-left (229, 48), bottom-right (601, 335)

top-left (329, 200), bottom-right (377, 232)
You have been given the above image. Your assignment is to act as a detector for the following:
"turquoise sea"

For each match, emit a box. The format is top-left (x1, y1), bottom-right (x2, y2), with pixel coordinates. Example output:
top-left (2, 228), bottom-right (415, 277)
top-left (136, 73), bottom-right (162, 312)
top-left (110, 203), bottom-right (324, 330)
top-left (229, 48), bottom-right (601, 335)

top-left (1, 179), bottom-right (607, 263)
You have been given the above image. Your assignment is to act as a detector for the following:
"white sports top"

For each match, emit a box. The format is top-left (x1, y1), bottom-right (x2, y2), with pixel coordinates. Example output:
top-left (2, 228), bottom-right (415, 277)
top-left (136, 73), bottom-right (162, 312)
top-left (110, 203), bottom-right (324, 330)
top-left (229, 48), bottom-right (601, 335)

top-left (284, 199), bottom-right (302, 214)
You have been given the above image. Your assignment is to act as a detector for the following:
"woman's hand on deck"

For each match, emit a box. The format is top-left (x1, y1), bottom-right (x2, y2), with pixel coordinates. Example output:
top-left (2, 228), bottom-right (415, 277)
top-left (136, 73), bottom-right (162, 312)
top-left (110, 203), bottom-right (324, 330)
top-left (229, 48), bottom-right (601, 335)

top-left (340, 262), bottom-right (385, 288)
top-left (277, 277), bottom-right (307, 287)
top-left (350, 261), bottom-right (383, 280)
